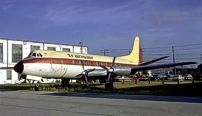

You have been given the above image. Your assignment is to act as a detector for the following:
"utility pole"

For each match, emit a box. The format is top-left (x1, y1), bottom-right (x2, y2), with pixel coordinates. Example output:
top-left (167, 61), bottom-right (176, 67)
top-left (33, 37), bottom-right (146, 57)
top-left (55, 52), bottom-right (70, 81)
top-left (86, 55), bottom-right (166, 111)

top-left (101, 49), bottom-right (109, 56)
top-left (78, 41), bottom-right (83, 54)
top-left (172, 46), bottom-right (176, 75)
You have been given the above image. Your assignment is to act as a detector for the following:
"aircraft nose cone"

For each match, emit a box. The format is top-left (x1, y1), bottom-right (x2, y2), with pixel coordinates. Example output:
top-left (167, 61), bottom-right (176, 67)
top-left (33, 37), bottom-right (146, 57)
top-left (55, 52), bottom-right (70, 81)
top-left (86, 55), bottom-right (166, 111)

top-left (14, 61), bottom-right (24, 74)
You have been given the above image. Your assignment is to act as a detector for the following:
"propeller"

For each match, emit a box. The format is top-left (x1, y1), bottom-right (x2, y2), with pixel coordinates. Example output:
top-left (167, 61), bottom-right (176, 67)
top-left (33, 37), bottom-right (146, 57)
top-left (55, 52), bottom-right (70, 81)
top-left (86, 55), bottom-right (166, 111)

top-left (99, 56), bottom-right (122, 84)
top-left (75, 60), bottom-right (95, 87)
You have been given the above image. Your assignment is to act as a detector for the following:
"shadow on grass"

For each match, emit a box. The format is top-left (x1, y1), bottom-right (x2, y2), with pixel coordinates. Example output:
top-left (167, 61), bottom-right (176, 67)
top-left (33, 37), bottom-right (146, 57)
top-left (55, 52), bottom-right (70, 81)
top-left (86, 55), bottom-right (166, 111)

top-left (39, 82), bottom-right (202, 104)
top-left (0, 84), bottom-right (33, 91)
top-left (0, 83), bottom-right (100, 92)
top-left (85, 82), bottom-right (202, 97)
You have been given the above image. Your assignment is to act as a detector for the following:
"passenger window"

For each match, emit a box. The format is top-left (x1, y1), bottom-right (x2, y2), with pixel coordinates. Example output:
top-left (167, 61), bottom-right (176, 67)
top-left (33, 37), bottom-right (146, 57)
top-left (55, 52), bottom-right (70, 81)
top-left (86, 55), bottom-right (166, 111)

top-left (79, 61), bottom-right (81, 65)
top-left (72, 60), bottom-right (75, 64)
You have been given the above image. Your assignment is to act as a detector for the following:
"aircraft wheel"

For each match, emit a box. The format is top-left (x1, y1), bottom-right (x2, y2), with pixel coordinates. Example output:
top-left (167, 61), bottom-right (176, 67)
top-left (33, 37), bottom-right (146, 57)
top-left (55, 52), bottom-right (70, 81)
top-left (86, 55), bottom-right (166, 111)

top-left (105, 82), bottom-right (114, 90)
top-left (109, 82), bottom-right (114, 90)
top-left (34, 83), bottom-right (41, 91)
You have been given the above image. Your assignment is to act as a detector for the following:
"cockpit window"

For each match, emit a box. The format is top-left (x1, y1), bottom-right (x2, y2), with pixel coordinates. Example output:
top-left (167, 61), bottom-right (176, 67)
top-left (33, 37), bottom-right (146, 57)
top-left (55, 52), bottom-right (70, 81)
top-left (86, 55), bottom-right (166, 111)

top-left (38, 53), bottom-right (42, 57)
top-left (32, 53), bottom-right (37, 57)
top-left (26, 52), bottom-right (43, 58)
top-left (36, 53), bottom-right (43, 57)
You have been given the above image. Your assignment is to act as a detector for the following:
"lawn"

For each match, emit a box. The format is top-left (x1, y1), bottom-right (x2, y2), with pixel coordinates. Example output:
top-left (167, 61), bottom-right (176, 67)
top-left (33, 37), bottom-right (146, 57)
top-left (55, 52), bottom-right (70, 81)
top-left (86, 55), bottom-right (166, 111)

top-left (1, 80), bottom-right (202, 97)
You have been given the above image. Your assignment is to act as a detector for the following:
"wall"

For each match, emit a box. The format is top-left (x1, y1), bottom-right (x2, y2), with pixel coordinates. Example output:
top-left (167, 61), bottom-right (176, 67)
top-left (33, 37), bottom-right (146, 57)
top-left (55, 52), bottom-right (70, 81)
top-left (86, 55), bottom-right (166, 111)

top-left (73, 46), bottom-right (88, 54)
top-left (23, 41), bottom-right (44, 58)
top-left (0, 39), bottom-right (7, 67)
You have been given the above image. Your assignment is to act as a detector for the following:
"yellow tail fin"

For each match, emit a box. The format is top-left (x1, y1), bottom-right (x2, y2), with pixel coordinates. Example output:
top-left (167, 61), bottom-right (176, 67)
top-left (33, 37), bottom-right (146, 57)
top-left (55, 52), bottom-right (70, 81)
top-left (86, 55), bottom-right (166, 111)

top-left (118, 36), bottom-right (143, 64)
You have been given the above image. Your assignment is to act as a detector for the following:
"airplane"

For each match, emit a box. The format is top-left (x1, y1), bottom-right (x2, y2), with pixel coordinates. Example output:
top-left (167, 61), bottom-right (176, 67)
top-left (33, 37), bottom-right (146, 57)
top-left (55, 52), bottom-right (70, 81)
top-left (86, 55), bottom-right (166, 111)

top-left (13, 36), bottom-right (197, 91)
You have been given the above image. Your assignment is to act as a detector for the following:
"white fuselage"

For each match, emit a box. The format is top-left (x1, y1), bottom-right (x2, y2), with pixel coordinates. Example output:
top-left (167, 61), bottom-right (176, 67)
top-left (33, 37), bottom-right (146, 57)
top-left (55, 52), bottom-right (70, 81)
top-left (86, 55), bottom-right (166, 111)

top-left (22, 63), bottom-right (107, 79)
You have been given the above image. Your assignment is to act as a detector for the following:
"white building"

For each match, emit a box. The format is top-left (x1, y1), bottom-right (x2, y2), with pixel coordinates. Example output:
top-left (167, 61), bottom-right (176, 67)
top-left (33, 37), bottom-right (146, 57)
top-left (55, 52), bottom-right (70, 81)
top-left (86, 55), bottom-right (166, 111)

top-left (0, 38), bottom-right (88, 84)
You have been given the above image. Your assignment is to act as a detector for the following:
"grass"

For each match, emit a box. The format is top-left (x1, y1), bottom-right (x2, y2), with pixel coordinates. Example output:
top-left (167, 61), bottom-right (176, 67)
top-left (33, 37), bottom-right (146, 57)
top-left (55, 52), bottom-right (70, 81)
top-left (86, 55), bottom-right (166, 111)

top-left (1, 80), bottom-right (202, 97)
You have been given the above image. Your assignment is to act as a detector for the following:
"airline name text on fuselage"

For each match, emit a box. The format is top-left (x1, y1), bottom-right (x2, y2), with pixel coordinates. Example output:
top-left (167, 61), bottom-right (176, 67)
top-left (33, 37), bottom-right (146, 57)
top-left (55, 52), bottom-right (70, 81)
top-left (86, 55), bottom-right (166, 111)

top-left (67, 54), bottom-right (93, 59)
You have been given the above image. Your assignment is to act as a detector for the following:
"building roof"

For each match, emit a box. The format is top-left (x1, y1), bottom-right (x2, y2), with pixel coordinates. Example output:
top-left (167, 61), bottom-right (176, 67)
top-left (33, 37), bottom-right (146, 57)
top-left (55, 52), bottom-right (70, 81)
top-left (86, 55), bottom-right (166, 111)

top-left (0, 37), bottom-right (87, 47)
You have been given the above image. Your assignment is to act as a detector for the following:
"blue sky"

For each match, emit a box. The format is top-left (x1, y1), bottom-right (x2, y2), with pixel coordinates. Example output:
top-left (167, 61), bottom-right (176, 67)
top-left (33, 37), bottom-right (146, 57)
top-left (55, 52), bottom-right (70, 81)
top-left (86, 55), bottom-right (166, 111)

top-left (0, 0), bottom-right (202, 56)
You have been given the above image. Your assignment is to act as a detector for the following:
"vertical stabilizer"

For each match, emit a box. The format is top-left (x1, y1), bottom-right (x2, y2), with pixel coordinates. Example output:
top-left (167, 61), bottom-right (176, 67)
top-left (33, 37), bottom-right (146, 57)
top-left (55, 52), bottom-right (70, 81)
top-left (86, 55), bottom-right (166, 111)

top-left (118, 36), bottom-right (143, 64)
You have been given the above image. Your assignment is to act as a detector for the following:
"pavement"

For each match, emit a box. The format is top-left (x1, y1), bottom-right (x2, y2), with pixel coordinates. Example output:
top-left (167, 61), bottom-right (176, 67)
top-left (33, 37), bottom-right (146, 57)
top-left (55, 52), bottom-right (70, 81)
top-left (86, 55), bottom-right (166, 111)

top-left (0, 89), bottom-right (202, 116)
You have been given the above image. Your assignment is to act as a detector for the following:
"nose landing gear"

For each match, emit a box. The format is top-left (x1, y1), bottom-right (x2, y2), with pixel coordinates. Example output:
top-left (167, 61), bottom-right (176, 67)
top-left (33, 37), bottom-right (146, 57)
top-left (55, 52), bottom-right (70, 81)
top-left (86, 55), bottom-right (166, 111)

top-left (34, 81), bottom-right (42, 91)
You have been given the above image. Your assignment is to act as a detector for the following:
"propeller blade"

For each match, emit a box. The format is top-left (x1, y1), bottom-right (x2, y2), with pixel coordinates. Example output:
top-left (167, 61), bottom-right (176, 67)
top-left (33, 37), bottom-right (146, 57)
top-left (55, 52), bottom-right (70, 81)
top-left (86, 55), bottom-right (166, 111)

top-left (84, 75), bottom-right (88, 87)
top-left (75, 74), bottom-right (83, 78)
top-left (100, 65), bottom-right (109, 70)
top-left (106, 73), bottom-right (111, 84)
top-left (111, 56), bottom-right (116, 67)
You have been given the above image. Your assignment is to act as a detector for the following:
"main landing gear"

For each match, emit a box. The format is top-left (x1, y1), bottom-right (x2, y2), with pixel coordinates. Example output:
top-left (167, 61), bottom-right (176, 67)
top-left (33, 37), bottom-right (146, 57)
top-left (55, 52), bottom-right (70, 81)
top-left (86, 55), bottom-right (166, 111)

top-left (34, 79), bottom-right (70, 91)
top-left (104, 78), bottom-right (114, 90)
top-left (61, 79), bottom-right (70, 87)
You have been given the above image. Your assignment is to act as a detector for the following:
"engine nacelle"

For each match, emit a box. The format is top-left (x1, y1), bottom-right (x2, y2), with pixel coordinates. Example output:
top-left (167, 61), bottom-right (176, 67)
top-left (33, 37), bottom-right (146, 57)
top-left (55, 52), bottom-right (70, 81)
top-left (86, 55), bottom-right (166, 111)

top-left (113, 66), bottom-right (132, 75)
top-left (87, 67), bottom-right (132, 77)
top-left (88, 69), bottom-right (108, 77)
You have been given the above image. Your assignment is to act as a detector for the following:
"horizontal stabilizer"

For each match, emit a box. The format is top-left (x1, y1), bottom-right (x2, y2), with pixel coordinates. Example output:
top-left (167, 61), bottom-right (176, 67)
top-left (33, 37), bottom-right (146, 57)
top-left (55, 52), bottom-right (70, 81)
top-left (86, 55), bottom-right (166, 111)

top-left (138, 56), bottom-right (170, 66)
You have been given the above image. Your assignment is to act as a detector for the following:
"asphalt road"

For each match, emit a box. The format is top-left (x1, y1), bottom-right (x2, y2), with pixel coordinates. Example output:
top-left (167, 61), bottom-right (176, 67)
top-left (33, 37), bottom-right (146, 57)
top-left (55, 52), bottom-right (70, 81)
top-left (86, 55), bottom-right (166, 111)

top-left (0, 89), bottom-right (202, 116)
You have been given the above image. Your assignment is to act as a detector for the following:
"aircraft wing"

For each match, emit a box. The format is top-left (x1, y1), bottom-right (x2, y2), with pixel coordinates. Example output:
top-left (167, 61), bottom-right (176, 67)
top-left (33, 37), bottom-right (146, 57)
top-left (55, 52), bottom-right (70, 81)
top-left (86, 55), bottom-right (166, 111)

top-left (138, 56), bottom-right (169, 66)
top-left (197, 63), bottom-right (202, 70)
top-left (130, 61), bottom-right (197, 72)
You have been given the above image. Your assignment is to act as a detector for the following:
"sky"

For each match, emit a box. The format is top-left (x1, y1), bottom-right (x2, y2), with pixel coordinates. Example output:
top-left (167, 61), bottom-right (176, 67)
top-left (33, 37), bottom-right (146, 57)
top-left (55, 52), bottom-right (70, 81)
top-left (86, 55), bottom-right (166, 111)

top-left (0, 0), bottom-right (202, 63)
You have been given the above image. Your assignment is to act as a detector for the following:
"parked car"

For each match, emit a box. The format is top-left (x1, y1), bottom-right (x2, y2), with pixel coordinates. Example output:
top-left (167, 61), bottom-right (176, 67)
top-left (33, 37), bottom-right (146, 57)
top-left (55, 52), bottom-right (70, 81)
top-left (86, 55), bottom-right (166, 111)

top-left (172, 75), bottom-right (184, 81)
top-left (167, 75), bottom-right (174, 81)
top-left (138, 75), bottom-right (150, 81)
top-left (183, 74), bottom-right (193, 80)
top-left (156, 74), bottom-right (167, 80)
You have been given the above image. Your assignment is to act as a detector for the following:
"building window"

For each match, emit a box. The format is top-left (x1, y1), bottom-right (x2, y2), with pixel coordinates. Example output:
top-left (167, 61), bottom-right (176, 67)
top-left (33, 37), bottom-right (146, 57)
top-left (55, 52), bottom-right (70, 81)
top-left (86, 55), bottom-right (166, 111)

top-left (47, 47), bottom-right (56, 51)
top-left (0, 43), bottom-right (3, 63)
top-left (12, 44), bottom-right (22, 62)
top-left (31, 45), bottom-right (40, 52)
top-left (62, 48), bottom-right (70, 52)
top-left (7, 70), bottom-right (12, 80)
